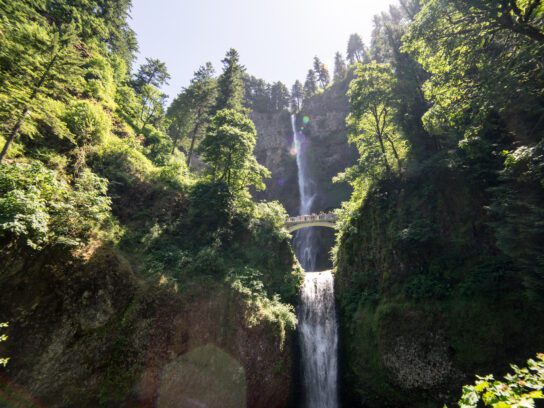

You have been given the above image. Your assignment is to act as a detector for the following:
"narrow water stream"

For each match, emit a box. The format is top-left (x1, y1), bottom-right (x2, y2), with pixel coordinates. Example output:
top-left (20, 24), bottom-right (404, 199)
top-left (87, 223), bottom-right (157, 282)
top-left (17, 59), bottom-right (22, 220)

top-left (291, 114), bottom-right (339, 407)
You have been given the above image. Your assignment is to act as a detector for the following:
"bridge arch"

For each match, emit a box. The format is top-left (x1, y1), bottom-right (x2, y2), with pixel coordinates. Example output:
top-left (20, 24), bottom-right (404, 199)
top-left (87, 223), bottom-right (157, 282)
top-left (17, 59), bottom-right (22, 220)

top-left (285, 213), bottom-right (337, 233)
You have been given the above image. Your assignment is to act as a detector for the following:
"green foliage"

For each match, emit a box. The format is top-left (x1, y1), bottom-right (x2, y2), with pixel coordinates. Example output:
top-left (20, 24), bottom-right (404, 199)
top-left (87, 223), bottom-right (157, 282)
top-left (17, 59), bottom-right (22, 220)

top-left (455, 354), bottom-right (544, 408)
top-left (83, 52), bottom-right (116, 108)
top-left (64, 100), bottom-right (111, 145)
top-left (313, 56), bottom-right (330, 89)
top-left (333, 51), bottom-right (347, 82)
top-left (0, 13), bottom-right (85, 159)
top-left (0, 161), bottom-right (114, 249)
top-left (347, 33), bottom-right (368, 64)
top-left (215, 49), bottom-right (246, 112)
top-left (168, 62), bottom-right (217, 165)
top-left (403, 0), bottom-right (544, 143)
top-left (345, 61), bottom-right (407, 199)
top-left (304, 69), bottom-right (318, 98)
top-left (0, 322), bottom-right (8, 367)
top-left (199, 109), bottom-right (270, 194)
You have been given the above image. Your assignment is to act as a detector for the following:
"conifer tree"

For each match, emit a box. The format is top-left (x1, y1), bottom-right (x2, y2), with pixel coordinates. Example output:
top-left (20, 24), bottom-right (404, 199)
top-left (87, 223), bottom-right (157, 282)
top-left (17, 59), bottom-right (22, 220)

top-left (168, 62), bottom-right (217, 166)
top-left (304, 69), bottom-right (318, 98)
top-left (132, 59), bottom-right (170, 136)
top-left (214, 48), bottom-right (246, 112)
top-left (270, 82), bottom-right (290, 112)
top-left (347, 33), bottom-right (367, 64)
top-left (0, 20), bottom-right (84, 163)
top-left (334, 52), bottom-right (347, 82)
top-left (290, 81), bottom-right (304, 112)
top-left (313, 56), bottom-right (330, 88)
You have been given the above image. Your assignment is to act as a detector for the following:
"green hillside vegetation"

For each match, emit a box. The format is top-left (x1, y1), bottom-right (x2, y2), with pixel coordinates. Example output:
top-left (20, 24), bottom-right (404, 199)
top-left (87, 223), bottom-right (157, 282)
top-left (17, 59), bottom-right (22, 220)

top-left (334, 0), bottom-right (544, 406)
top-left (0, 0), bottom-right (302, 376)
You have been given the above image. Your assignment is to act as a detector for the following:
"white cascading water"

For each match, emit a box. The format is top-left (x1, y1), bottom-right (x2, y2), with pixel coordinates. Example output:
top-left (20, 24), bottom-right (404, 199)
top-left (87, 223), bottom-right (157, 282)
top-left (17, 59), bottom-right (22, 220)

top-left (299, 271), bottom-right (339, 408)
top-left (291, 114), bottom-right (317, 271)
top-left (291, 114), bottom-right (339, 408)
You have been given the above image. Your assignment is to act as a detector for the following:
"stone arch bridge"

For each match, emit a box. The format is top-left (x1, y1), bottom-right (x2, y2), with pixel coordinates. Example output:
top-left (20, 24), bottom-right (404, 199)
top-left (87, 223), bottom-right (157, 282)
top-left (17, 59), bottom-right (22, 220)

top-left (285, 213), bottom-right (337, 233)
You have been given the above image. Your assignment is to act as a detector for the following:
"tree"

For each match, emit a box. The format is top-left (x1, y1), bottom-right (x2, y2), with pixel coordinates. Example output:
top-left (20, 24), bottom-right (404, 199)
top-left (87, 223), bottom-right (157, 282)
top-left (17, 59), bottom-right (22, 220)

top-left (403, 0), bottom-right (544, 144)
top-left (199, 109), bottom-right (270, 193)
top-left (215, 48), bottom-right (246, 112)
top-left (168, 62), bottom-right (217, 167)
top-left (244, 75), bottom-right (270, 112)
top-left (347, 33), bottom-right (367, 64)
top-left (313, 56), bottom-right (330, 88)
top-left (290, 80), bottom-right (304, 113)
top-left (269, 82), bottom-right (290, 112)
top-left (369, 2), bottom-right (434, 155)
top-left (347, 62), bottom-right (405, 178)
top-left (132, 57), bottom-right (170, 93)
top-left (131, 58), bottom-right (170, 137)
top-left (333, 52), bottom-right (347, 82)
top-left (304, 69), bottom-right (318, 98)
top-left (0, 19), bottom-right (84, 163)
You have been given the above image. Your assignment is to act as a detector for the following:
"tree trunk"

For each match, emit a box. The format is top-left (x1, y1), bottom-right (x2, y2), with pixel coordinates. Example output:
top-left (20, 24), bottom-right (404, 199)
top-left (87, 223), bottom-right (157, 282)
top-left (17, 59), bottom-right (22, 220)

top-left (0, 108), bottom-right (29, 164)
top-left (187, 120), bottom-right (202, 168)
top-left (0, 52), bottom-right (58, 164)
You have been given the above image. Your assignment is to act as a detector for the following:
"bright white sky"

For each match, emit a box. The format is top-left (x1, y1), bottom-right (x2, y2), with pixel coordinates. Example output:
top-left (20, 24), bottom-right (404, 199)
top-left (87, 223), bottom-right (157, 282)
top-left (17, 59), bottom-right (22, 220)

top-left (131, 0), bottom-right (398, 99)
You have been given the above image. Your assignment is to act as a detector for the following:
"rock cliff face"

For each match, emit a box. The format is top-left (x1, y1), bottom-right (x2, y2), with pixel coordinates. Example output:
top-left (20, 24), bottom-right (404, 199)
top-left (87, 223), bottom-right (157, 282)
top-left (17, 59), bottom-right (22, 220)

top-left (335, 168), bottom-right (544, 407)
top-left (0, 247), bottom-right (296, 408)
top-left (253, 81), bottom-right (357, 269)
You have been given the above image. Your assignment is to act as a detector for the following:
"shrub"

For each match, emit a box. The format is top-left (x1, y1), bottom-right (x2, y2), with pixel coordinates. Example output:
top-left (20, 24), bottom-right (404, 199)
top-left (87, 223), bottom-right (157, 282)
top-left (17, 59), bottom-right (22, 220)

top-left (64, 100), bottom-right (111, 146)
top-left (0, 161), bottom-right (114, 249)
top-left (454, 354), bottom-right (544, 408)
top-left (0, 322), bottom-right (8, 367)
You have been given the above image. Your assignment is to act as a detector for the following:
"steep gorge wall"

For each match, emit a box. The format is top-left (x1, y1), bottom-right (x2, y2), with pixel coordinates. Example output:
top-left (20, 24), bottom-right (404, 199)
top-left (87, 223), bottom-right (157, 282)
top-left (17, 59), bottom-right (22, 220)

top-left (253, 81), bottom-right (356, 216)
top-left (334, 164), bottom-right (544, 407)
top-left (253, 82), bottom-right (357, 270)
top-left (0, 247), bottom-right (297, 408)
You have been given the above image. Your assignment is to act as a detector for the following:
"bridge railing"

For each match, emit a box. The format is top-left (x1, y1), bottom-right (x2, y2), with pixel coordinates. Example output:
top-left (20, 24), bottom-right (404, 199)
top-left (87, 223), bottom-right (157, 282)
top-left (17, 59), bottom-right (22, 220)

top-left (285, 213), bottom-right (337, 224)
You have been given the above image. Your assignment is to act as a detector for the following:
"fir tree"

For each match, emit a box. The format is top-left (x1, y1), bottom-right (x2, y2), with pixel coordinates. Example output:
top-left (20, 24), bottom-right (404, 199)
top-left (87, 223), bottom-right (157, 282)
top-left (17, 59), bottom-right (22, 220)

top-left (304, 69), bottom-right (318, 98)
top-left (215, 48), bottom-right (246, 112)
top-left (334, 52), bottom-right (347, 82)
top-left (290, 80), bottom-right (304, 112)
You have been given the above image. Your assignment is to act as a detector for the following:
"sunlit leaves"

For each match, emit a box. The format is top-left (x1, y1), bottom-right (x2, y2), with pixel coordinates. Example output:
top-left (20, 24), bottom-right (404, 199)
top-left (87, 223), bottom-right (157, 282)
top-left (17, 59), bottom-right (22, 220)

top-left (0, 161), bottom-right (113, 249)
top-left (199, 109), bottom-right (270, 194)
top-left (455, 354), bottom-right (544, 408)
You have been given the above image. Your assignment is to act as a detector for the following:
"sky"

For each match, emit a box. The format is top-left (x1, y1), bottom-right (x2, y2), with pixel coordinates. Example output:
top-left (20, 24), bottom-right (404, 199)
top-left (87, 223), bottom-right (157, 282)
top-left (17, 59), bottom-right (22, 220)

top-left (130, 0), bottom-right (398, 99)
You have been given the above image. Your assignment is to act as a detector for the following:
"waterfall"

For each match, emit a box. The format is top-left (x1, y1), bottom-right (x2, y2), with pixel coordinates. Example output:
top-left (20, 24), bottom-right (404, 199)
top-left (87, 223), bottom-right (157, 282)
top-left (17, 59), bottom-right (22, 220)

top-left (291, 114), bottom-right (339, 407)
top-left (291, 114), bottom-right (317, 271)
top-left (298, 271), bottom-right (339, 408)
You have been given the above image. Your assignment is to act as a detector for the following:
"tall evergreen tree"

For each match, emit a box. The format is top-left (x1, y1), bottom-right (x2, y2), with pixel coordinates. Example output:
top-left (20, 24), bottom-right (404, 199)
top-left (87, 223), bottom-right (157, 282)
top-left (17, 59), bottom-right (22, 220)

top-left (270, 82), bottom-right (290, 112)
top-left (290, 80), bottom-right (304, 112)
top-left (214, 48), bottom-right (246, 112)
top-left (132, 58), bottom-right (170, 92)
top-left (0, 20), bottom-right (84, 163)
top-left (313, 56), bottom-right (330, 88)
top-left (304, 69), bottom-right (318, 98)
top-left (334, 51), bottom-right (347, 82)
top-left (347, 33), bottom-right (367, 64)
top-left (132, 59), bottom-right (170, 136)
top-left (168, 62), bottom-right (217, 166)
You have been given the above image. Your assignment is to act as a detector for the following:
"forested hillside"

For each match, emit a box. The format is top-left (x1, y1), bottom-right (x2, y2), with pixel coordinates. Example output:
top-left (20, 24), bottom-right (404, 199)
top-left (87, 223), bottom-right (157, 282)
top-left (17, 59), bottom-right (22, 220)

top-left (1, 0), bottom-right (544, 407)
top-left (333, 1), bottom-right (544, 406)
top-left (0, 2), bottom-right (302, 406)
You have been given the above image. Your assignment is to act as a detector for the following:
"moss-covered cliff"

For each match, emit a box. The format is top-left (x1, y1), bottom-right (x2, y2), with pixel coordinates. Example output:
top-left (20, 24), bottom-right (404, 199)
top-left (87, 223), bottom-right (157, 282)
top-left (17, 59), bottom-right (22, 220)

top-left (0, 245), bottom-right (298, 408)
top-left (0, 161), bottom-right (303, 407)
top-left (334, 157), bottom-right (544, 407)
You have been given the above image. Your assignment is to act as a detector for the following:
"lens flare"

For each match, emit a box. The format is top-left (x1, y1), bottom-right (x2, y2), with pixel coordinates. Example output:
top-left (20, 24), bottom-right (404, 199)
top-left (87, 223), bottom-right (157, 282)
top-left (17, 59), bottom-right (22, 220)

top-left (303, 116), bottom-right (310, 125)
